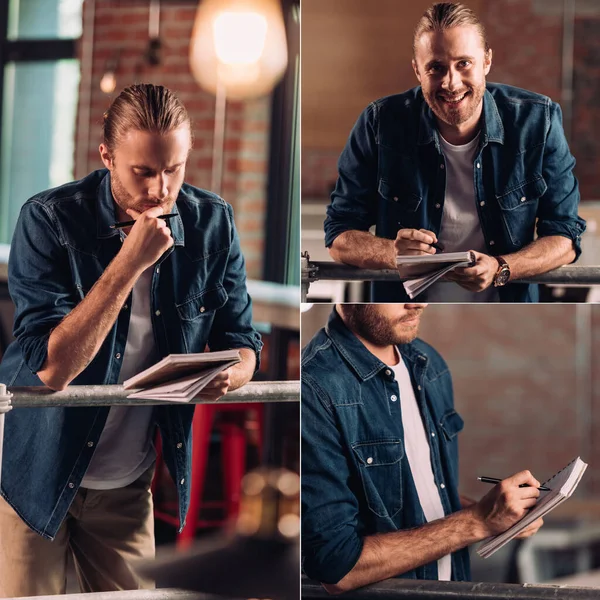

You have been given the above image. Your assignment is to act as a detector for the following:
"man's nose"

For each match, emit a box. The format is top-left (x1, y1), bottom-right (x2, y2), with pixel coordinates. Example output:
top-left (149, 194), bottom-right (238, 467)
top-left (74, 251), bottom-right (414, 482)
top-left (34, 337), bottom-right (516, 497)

top-left (149, 175), bottom-right (168, 200)
top-left (442, 67), bottom-right (461, 92)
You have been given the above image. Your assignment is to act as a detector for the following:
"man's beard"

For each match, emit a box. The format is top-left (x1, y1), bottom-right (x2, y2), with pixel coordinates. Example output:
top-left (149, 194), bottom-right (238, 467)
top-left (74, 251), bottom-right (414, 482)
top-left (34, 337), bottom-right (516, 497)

top-left (423, 82), bottom-right (485, 128)
top-left (110, 169), bottom-right (177, 216)
top-left (342, 305), bottom-right (423, 346)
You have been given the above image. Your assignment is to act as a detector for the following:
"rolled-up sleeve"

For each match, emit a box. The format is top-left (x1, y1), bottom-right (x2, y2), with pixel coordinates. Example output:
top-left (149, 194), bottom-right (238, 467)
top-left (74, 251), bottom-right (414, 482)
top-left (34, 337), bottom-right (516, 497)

top-left (9, 201), bottom-right (77, 374)
top-left (537, 102), bottom-right (586, 259)
top-left (324, 103), bottom-right (379, 248)
top-left (208, 203), bottom-right (262, 369)
top-left (301, 372), bottom-right (363, 584)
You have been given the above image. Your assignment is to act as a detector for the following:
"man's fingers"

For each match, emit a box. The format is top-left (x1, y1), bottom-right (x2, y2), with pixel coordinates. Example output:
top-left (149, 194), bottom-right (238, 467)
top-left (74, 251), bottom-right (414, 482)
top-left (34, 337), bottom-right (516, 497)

top-left (398, 229), bottom-right (436, 245)
top-left (507, 470), bottom-right (541, 489)
top-left (144, 205), bottom-right (165, 218)
top-left (126, 208), bottom-right (141, 219)
top-left (396, 241), bottom-right (437, 255)
top-left (418, 229), bottom-right (438, 243)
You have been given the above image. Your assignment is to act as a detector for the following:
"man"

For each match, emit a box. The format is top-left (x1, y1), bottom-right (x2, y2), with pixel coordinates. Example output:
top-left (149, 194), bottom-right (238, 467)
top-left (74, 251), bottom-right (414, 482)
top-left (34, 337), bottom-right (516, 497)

top-left (0, 84), bottom-right (261, 596)
top-left (302, 304), bottom-right (544, 592)
top-left (325, 2), bottom-right (585, 302)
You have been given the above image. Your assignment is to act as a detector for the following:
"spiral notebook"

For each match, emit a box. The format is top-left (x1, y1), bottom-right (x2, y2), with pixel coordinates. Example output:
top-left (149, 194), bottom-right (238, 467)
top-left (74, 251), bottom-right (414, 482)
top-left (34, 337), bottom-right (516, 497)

top-left (123, 350), bottom-right (241, 402)
top-left (477, 456), bottom-right (588, 558)
top-left (396, 251), bottom-right (476, 299)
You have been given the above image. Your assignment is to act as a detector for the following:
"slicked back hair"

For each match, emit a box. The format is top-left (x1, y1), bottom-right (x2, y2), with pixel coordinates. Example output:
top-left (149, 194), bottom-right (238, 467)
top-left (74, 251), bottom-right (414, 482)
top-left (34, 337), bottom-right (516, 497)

top-left (102, 83), bottom-right (192, 153)
top-left (413, 2), bottom-right (490, 57)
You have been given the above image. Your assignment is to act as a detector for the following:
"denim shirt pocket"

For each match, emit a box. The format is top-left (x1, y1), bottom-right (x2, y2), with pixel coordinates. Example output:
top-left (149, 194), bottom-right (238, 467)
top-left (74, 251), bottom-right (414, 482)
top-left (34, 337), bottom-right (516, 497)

top-left (378, 179), bottom-right (423, 235)
top-left (495, 177), bottom-right (547, 247)
top-left (439, 409), bottom-right (465, 442)
top-left (352, 438), bottom-right (404, 518)
top-left (175, 284), bottom-right (228, 321)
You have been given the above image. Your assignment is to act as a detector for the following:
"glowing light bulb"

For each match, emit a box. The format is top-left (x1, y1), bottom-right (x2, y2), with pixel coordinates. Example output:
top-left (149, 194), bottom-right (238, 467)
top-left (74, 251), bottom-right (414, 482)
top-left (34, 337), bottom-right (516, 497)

top-left (189, 0), bottom-right (288, 99)
top-left (213, 12), bottom-right (267, 65)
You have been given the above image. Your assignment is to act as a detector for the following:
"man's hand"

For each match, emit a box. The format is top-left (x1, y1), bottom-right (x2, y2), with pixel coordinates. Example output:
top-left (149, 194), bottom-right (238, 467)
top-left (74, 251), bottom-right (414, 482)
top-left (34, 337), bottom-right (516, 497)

top-left (121, 206), bottom-right (174, 272)
top-left (446, 250), bottom-right (498, 292)
top-left (394, 229), bottom-right (438, 256)
top-left (469, 470), bottom-right (543, 538)
top-left (199, 369), bottom-right (231, 401)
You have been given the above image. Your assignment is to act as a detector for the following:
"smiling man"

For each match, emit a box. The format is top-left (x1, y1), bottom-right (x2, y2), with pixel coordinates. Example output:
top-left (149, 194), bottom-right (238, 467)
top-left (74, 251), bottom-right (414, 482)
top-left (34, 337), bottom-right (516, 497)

top-left (325, 2), bottom-right (585, 302)
top-left (0, 84), bottom-right (261, 596)
top-left (302, 304), bottom-right (544, 592)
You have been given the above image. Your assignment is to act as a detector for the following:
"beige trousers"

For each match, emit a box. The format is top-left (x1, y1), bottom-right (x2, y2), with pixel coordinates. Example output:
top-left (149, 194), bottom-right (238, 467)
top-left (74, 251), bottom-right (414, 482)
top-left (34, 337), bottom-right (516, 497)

top-left (0, 467), bottom-right (155, 598)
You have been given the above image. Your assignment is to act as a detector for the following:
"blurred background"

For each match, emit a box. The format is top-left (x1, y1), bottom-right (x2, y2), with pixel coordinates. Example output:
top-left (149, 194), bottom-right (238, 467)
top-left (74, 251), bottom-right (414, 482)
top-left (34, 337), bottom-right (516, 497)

top-left (301, 0), bottom-right (600, 302)
top-left (0, 0), bottom-right (299, 592)
top-left (301, 303), bottom-right (600, 586)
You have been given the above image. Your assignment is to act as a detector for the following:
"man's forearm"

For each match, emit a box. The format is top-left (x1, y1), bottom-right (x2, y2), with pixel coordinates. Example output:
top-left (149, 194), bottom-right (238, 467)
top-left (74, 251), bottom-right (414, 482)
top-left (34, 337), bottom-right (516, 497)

top-left (228, 347), bottom-right (256, 391)
top-left (37, 252), bottom-right (143, 390)
top-left (329, 231), bottom-right (396, 270)
top-left (324, 507), bottom-right (483, 595)
top-left (504, 235), bottom-right (576, 281)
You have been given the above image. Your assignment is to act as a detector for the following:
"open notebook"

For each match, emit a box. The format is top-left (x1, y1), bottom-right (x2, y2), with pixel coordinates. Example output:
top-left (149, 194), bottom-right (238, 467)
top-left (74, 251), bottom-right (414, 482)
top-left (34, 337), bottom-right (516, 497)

top-left (477, 457), bottom-right (588, 558)
top-left (123, 349), bottom-right (241, 402)
top-left (396, 252), bottom-right (475, 299)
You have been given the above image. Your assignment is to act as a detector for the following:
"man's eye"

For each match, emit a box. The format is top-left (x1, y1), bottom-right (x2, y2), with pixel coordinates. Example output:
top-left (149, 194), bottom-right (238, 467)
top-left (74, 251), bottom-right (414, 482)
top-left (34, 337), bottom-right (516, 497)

top-left (459, 60), bottom-right (471, 68)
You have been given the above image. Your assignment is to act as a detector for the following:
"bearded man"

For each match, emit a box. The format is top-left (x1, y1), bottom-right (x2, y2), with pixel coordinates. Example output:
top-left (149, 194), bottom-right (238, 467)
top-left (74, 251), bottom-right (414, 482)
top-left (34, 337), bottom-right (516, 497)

top-left (325, 2), bottom-right (585, 302)
top-left (301, 304), bottom-right (544, 592)
top-left (0, 84), bottom-right (261, 596)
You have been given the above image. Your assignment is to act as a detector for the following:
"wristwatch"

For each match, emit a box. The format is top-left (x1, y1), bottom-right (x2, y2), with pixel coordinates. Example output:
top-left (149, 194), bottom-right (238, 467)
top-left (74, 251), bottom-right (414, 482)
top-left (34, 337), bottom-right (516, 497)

top-left (493, 256), bottom-right (511, 287)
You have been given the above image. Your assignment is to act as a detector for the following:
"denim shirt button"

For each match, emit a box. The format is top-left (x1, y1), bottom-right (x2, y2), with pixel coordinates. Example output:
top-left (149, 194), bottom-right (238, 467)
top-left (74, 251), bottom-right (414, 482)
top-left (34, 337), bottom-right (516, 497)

top-left (440, 164), bottom-right (445, 170)
top-left (68, 482), bottom-right (74, 489)
top-left (155, 310), bottom-right (161, 317)
top-left (435, 203), bottom-right (441, 209)
top-left (115, 353), bottom-right (121, 359)
top-left (393, 196), bottom-right (399, 202)
top-left (180, 478), bottom-right (185, 485)
top-left (431, 432), bottom-right (435, 437)
top-left (489, 240), bottom-right (495, 246)
top-left (122, 304), bottom-right (128, 310)
top-left (476, 163), bottom-right (481, 168)
top-left (390, 394), bottom-right (397, 402)
top-left (385, 369), bottom-right (392, 377)
top-left (200, 306), bottom-right (206, 313)
top-left (520, 196), bottom-right (526, 202)
top-left (417, 385), bottom-right (422, 391)
top-left (480, 201), bottom-right (485, 207)
top-left (177, 442), bottom-right (183, 449)
top-left (156, 267), bottom-right (160, 274)
top-left (440, 483), bottom-right (445, 489)
top-left (366, 457), bottom-right (373, 464)
top-left (87, 441), bottom-right (94, 447)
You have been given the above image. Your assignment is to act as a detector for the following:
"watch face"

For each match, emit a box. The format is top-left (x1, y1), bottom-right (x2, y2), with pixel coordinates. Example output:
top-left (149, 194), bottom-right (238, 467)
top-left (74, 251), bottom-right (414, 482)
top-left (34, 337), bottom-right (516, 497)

top-left (495, 267), bottom-right (510, 287)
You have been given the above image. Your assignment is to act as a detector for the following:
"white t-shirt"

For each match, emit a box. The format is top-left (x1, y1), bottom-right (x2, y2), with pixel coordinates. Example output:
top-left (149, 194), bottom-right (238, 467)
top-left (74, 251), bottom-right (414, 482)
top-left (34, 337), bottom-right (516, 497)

top-left (426, 132), bottom-right (499, 302)
top-left (391, 350), bottom-right (452, 581)
top-left (81, 265), bottom-right (158, 490)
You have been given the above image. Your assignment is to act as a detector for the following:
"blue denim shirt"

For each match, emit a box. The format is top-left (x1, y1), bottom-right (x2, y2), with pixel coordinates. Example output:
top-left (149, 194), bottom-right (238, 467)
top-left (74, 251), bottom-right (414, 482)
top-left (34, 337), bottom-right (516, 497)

top-left (0, 168), bottom-right (262, 540)
top-left (325, 83), bottom-right (586, 302)
top-left (301, 309), bottom-right (469, 584)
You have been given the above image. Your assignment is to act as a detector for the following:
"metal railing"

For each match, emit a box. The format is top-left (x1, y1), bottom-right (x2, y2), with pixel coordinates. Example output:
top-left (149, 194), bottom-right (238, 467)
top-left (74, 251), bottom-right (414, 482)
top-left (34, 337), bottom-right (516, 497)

top-left (7, 380), bottom-right (299, 408)
top-left (11, 591), bottom-right (229, 600)
top-left (302, 577), bottom-right (600, 599)
top-left (301, 254), bottom-right (600, 301)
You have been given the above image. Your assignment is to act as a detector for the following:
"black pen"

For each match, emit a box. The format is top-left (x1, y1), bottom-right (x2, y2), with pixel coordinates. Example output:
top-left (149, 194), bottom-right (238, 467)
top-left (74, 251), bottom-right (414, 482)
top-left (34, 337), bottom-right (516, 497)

top-left (110, 213), bottom-right (178, 229)
top-left (432, 241), bottom-right (444, 252)
top-left (477, 476), bottom-right (550, 492)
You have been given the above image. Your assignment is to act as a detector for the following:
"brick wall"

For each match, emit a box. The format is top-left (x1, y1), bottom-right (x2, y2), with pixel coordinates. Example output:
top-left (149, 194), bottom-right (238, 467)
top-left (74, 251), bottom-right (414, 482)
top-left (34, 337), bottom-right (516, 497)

top-left (301, 0), bottom-right (600, 202)
top-left (77, 1), bottom-right (270, 278)
top-left (301, 304), bottom-right (599, 502)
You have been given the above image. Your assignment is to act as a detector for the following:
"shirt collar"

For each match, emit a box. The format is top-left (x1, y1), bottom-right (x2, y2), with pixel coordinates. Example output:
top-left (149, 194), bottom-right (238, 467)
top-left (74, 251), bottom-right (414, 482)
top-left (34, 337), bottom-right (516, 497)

top-left (95, 169), bottom-right (185, 246)
top-left (417, 86), bottom-right (505, 147)
top-left (325, 308), bottom-right (428, 381)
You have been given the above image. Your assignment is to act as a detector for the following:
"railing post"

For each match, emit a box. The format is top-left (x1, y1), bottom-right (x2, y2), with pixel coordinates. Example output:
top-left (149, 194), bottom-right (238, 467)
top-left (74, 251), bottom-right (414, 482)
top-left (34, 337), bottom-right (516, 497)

top-left (301, 251), bottom-right (311, 302)
top-left (0, 382), bottom-right (13, 489)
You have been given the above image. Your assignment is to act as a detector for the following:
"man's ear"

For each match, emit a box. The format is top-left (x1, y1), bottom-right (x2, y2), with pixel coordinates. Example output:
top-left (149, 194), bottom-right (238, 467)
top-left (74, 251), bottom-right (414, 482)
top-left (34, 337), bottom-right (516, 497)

top-left (99, 144), bottom-right (113, 170)
top-left (412, 59), bottom-right (422, 83)
top-left (484, 48), bottom-right (493, 76)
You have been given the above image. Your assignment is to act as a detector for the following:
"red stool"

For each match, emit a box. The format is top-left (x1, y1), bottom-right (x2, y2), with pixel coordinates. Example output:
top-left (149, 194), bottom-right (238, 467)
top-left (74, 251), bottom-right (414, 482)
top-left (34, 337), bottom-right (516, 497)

top-left (153, 403), bottom-right (264, 549)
